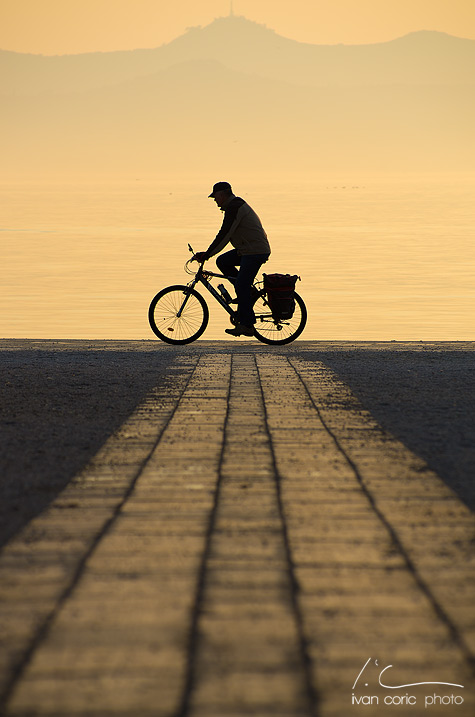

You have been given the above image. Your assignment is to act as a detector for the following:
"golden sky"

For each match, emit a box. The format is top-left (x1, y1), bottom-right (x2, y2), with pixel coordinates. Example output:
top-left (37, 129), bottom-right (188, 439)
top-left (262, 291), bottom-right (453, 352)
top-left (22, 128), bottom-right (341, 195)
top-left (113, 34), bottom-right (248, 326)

top-left (1, 0), bottom-right (475, 54)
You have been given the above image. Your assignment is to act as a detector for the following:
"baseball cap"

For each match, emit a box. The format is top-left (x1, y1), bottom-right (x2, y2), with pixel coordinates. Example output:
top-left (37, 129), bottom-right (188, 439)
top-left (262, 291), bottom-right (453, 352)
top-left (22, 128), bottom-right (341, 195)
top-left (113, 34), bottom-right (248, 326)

top-left (208, 181), bottom-right (232, 197)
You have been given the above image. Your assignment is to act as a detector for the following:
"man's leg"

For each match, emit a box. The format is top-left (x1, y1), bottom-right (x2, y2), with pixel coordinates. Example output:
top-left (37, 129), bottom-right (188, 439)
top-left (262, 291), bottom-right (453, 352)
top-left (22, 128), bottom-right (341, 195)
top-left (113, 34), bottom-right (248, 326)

top-left (216, 249), bottom-right (240, 280)
top-left (235, 254), bottom-right (269, 327)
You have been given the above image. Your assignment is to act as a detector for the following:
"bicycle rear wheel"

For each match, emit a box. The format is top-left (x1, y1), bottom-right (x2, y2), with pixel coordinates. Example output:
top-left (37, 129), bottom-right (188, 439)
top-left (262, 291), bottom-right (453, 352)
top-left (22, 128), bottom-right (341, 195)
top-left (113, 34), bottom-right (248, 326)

top-left (253, 291), bottom-right (307, 345)
top-left (148, 285), bottom-right (209, 344)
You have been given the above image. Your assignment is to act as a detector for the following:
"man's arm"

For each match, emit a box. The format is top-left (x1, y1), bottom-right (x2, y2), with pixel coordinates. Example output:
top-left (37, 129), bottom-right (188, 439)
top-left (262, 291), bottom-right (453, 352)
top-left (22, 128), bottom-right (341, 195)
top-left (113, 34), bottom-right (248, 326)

top-left (204, 198), bottom-right (245, 259)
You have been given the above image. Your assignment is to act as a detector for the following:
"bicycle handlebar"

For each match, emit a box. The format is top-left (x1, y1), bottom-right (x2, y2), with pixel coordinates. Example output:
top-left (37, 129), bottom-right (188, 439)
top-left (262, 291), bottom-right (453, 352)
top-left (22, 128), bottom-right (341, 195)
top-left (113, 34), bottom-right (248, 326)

top-left (185, 256), bottom-right (204, 276)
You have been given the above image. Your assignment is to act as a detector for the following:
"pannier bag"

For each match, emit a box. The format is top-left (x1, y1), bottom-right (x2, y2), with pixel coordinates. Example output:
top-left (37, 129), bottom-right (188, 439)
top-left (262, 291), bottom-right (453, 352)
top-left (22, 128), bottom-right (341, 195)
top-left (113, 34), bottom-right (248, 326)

top-left (263, 273), bottom-right (299, 320)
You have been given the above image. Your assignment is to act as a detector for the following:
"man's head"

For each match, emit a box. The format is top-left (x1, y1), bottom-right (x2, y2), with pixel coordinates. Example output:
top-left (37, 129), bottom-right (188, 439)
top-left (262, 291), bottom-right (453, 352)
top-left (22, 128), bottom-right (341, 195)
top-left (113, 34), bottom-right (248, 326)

top-left (208, 181), bottom-right (233, 209)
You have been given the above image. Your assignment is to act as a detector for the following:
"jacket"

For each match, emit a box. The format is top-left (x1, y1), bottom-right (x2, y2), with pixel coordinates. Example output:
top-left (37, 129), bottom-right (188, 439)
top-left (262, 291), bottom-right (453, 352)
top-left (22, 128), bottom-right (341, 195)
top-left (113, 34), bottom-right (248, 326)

top-left (205, 196), bottom-right (271, 259)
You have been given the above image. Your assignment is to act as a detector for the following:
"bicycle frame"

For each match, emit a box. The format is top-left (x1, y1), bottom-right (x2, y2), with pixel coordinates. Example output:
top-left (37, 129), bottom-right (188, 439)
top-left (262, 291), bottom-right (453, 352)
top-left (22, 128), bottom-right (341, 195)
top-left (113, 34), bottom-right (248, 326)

top-left (183, 264), bottom-right (239, 319)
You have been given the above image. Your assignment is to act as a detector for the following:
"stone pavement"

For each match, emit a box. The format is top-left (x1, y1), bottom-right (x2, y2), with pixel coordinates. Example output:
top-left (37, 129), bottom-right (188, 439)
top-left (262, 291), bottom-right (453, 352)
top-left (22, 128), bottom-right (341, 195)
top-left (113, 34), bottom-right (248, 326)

top-left (0, 347), bottom-right (474, 716)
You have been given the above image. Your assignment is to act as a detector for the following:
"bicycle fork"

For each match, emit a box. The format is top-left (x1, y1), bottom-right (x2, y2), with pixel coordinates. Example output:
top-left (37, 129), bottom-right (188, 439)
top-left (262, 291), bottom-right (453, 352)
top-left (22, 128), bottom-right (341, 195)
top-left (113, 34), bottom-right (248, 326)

top-left (177, 289), bottom-right (193, 318)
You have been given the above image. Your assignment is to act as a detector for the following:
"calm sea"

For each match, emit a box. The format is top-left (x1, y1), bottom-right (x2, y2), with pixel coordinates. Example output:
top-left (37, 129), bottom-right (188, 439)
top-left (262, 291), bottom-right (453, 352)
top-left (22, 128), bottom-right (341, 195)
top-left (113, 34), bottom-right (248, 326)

top-left (1, 175), bottom-right (474, 341)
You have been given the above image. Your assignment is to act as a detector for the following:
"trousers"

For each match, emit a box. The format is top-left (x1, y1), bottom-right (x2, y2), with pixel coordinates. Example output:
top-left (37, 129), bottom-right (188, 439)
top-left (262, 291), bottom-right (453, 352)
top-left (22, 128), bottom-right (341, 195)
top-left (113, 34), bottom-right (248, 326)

top-left (216, 249), bottom-right (270, 326)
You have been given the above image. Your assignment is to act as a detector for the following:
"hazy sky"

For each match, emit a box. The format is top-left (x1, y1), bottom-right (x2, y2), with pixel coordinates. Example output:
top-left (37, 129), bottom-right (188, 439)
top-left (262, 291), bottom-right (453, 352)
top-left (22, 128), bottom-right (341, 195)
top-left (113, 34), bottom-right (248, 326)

top-left (1, 0), bottom-right (475, 55)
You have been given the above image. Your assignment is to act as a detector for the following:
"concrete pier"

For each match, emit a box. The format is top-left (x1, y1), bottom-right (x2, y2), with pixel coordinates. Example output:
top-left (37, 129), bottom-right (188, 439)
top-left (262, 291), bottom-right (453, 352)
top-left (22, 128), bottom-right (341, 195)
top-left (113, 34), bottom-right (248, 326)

top-left (0, 341), bottom-right (473, 716)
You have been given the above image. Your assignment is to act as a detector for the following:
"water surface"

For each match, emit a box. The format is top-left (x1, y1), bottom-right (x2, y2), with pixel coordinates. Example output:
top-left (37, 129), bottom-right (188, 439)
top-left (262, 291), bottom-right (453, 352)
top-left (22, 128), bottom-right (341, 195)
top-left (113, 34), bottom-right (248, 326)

top-left (1, 175), bottom-right (474, 340)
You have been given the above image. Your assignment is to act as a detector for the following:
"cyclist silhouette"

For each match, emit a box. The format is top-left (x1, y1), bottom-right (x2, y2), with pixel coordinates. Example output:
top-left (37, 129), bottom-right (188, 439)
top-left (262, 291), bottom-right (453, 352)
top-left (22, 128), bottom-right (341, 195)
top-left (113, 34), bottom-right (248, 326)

top-left (194, 181), bottom-right (271, 336)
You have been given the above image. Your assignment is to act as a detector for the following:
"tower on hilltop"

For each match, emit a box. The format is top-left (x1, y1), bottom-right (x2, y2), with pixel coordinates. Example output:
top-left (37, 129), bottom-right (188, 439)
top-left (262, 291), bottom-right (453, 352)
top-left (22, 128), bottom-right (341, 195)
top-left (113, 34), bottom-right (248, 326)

top-left (229, 1), bottom-right (234, 17)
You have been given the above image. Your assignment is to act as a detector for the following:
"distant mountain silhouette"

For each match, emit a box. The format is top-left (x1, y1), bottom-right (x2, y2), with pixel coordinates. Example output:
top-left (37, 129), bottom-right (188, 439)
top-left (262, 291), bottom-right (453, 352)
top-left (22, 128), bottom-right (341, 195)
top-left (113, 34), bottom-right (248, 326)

top-left (2, 16), bottom-right (474, 95)
top-left (1, 16), bottom-right (474, 174)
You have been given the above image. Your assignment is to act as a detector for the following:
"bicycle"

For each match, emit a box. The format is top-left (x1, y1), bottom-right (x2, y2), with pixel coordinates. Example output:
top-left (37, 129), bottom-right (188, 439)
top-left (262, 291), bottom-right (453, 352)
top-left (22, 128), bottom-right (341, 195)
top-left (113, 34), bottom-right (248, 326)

top-left (148, 245), bottom-right (307, 345)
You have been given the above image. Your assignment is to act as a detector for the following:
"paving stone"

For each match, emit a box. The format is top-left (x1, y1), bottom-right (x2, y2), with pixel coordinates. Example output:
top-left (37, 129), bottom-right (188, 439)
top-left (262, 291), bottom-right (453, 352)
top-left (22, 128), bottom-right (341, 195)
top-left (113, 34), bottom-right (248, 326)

top-left (1, 346), bottom-right (473, 717)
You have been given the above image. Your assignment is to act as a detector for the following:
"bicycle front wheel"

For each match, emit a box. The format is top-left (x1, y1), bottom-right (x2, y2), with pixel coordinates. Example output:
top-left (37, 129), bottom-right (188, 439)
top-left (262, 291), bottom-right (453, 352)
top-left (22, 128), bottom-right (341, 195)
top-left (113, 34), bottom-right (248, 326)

top-left (148, 285), bottom-right (209, 344)
top-left (253, 291), bottom-right (307, 345)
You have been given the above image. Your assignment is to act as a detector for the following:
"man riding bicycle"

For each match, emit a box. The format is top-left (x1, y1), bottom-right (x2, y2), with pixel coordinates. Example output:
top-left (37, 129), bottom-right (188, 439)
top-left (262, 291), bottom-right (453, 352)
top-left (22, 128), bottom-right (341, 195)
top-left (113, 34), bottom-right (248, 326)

top-left (194, 181), bottom-right (271, 337)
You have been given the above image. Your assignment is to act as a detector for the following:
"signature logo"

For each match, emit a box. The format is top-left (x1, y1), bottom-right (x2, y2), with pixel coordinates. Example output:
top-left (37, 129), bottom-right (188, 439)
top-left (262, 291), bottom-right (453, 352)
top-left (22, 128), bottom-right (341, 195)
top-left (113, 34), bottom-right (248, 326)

top-left (351, 658), bottom-right (466, 708)
top-left (353, 657), bottom-right (465, 690)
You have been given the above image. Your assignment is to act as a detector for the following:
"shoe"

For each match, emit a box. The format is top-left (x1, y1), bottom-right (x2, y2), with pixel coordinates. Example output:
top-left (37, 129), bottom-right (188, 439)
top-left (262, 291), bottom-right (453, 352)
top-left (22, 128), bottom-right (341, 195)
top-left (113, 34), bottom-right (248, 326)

top-left (225, 324), bottom-right (254, 337)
